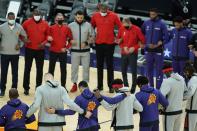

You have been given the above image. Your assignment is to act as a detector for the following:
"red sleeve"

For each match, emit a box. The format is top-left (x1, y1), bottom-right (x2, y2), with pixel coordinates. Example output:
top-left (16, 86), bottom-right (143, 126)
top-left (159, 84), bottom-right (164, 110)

top-left (133, 27), bottom-right (145, 51)
top-left (22, 20), bottom-right (28, 31)
top-left (48, 26), bottom-right (52, 36)
top-left (117, 27), bottom-right (124, 48)
top-left (91, 15), bottom-right (96, 28)
top-left (117, 27), bottom-right (122, 39)
top-left (137, 27), bottom-right (145, 44)
top-left (133, 43), bottom-right (140, 51)
top-left (42, 22), bottom-right (50, 45)
top-left (114, 14), bottom-right (122, 29)
top-left (65, 27), bottom-right (73, 49)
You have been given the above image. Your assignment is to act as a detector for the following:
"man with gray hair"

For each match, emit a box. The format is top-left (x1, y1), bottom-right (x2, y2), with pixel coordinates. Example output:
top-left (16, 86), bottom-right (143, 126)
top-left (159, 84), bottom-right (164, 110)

top-left (27, 73), bottom-right (92, 131)
top-left (47, 12), bottom-right (72, 89)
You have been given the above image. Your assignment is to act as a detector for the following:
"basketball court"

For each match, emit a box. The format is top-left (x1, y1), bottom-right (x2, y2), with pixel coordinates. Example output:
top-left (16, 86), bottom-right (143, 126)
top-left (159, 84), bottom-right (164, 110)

top-left (0, 57), bottom-right (187, 131)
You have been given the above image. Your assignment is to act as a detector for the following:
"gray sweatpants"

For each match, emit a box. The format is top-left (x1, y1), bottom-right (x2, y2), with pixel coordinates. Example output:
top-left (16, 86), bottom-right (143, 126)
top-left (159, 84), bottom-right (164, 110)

top-left (71, 52), bottom-right (90, 83)
top-left (38, 126), bottom-right (63, 131)
top-left (162, 114), bottom-right (182, 131)
top-left (188, 114), bottom-right (197, 131)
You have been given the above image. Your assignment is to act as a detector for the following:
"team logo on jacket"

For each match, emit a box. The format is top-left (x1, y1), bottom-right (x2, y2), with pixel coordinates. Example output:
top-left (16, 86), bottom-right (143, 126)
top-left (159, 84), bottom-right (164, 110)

top-left (87, 101), bottom-right (96, 111)
top-left (147, 94), bottom-right (157, 105)
top-left (12, 110), bottom-right (23, 121)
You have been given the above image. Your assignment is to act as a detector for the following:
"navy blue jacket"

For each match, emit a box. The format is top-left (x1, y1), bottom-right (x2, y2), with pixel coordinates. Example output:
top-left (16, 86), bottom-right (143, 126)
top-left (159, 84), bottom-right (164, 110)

top-left (136, 85), bottom-right (169, 127)
top-left (0, 99), bottom-right (36, 131)
top-left (170, 27), bottom-right (193, 60)
top-left (141, 18), bottom-right (168, 53)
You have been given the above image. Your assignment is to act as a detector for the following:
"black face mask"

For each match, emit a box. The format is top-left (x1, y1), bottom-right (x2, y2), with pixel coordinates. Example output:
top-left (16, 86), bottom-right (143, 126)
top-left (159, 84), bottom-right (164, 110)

top-left (58, 20), bottom-right (64, 25)
top-left (124, 26), bottom-right (130, 29)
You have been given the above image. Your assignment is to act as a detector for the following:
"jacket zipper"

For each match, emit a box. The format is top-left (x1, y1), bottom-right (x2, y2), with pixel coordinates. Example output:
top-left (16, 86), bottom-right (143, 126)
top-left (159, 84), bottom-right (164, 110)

top-left (79, 24), bottom-right (81, 50)
top-left (176, 31), bottom-right (179, 58)
top-left (150, 22), bottom-right (154, 44)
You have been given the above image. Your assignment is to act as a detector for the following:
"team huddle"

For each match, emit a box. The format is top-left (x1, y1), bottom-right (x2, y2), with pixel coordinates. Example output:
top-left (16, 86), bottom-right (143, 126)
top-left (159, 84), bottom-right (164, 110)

top-left (0, 1), bottom-right (197, 131)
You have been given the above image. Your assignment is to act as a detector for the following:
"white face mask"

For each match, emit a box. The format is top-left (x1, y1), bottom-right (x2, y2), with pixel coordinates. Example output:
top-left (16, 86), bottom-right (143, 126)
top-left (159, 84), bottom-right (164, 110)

top-left (100, 12), bottom-right (107, 17)
top-left (8, 20), bottom-right (15, 25)
top-left (34, 16), bottom-right (41, 21)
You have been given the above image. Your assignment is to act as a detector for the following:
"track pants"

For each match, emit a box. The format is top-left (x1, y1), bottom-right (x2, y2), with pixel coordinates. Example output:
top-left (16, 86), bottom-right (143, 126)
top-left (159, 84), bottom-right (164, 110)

top-left (71, 52), bottom-right (90, 83)
top-left (145, 52), bottom-right (163, 89)
top-left (188, 114), bottom-right (197, 131)
top-left (38, 126), bottom-right (63, 131)
top-left (162, 114), bottom-right (182, 131)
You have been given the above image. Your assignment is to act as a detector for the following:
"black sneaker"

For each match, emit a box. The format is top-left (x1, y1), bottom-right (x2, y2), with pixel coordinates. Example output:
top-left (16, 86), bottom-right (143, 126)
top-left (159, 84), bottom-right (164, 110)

top-left (24, 90), bottom-right (29, 96)
top-left (109, 89), bottom-right (114, 93)
top-left (130, 86), bottom-right (136, 94)
top-left (0, 91), bottom-right (5, 97)
top-left (98, 86), bottom-right (103, 91)
top-left (130, 89), bottom-right (135, 94)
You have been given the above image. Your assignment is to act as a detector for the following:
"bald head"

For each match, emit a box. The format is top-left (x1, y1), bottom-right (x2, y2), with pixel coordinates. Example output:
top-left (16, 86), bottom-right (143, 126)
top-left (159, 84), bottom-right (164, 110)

top-left (99, 2), bottom-right (109, 13)
top-left (44, 73), bottom-right (54, 82)
top-left (9, 88), bottom-right (19, 99)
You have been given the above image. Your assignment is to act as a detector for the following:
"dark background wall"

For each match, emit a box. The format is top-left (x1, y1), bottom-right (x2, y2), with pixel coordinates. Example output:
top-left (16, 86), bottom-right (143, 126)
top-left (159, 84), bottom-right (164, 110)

top-left (117, 0), bottom-right (197, 18)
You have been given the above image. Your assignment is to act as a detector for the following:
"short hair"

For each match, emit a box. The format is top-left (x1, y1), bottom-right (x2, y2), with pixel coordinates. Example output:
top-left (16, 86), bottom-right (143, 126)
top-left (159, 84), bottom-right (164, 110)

top-left (163, 62), bottom-right (172, 70)
top-left (136, 76), bottom-right (149, 86)
top-left (149, 8), bottom-right (158, 13)
top-left (183, 63), bottom-right (196, 75)
top-left (44, 73), bottom-right (54, 81)
top-left (56, 13), bottom-right (64, 18)
top-left (78, 81), bottom-right (88, 88)
top-left (173, 16), bottom-right (183, 23)
top-left (122, 17), bottom-right (131, 23)
top-left (9, 88), bottom-right (19, 99)
top-left (112, 79), bottom-right (123, 85)
top-left (7, 12), bottom-right (15, 17)
top-left (99, 2), bottom-right (109, 9)
top-left (75, 10), bottom-right (84, 16)
top-left (33, 8), bottom-right (41, 15)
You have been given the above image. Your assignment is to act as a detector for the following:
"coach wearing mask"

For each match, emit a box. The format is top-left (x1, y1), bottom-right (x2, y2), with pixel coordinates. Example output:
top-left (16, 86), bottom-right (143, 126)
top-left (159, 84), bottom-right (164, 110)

top-left (91, 2), bottom-right (121, 93)
top-left (22, 9), bottom-right (49, 95)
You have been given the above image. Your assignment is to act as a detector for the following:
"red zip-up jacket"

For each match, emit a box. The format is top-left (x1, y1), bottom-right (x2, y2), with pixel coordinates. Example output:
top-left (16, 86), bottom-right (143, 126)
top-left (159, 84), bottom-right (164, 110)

top-left (91, 11), bottom-right (121, 44)
top-left (22, 18), bottom-right (49, 50)
top-left (49, 24), bottom-right (73, 53)
top-left (117, 25), bottom-right (145, 54)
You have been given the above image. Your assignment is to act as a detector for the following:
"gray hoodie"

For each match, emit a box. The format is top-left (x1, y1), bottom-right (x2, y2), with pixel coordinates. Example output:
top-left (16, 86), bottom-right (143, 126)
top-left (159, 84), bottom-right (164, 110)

top-left (0, 22), bottom-right (27, 55)
top-left (100, 87), bottom-right (143, 130)
top-left (68, 21), bottom-right (94, 52)
top-left (184, 74), bottom-right (197, 112)
top-left (27, 80), bottom-right (84, 126)
top-left (160, 73), bottom-right (187, 113)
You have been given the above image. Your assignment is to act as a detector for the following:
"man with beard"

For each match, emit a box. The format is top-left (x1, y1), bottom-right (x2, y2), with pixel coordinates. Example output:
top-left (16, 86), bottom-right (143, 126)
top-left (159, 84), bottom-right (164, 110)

top-left (141, 8), bottom-right (168, 89)
top-left (69, 10), bottom-right (94, 92)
